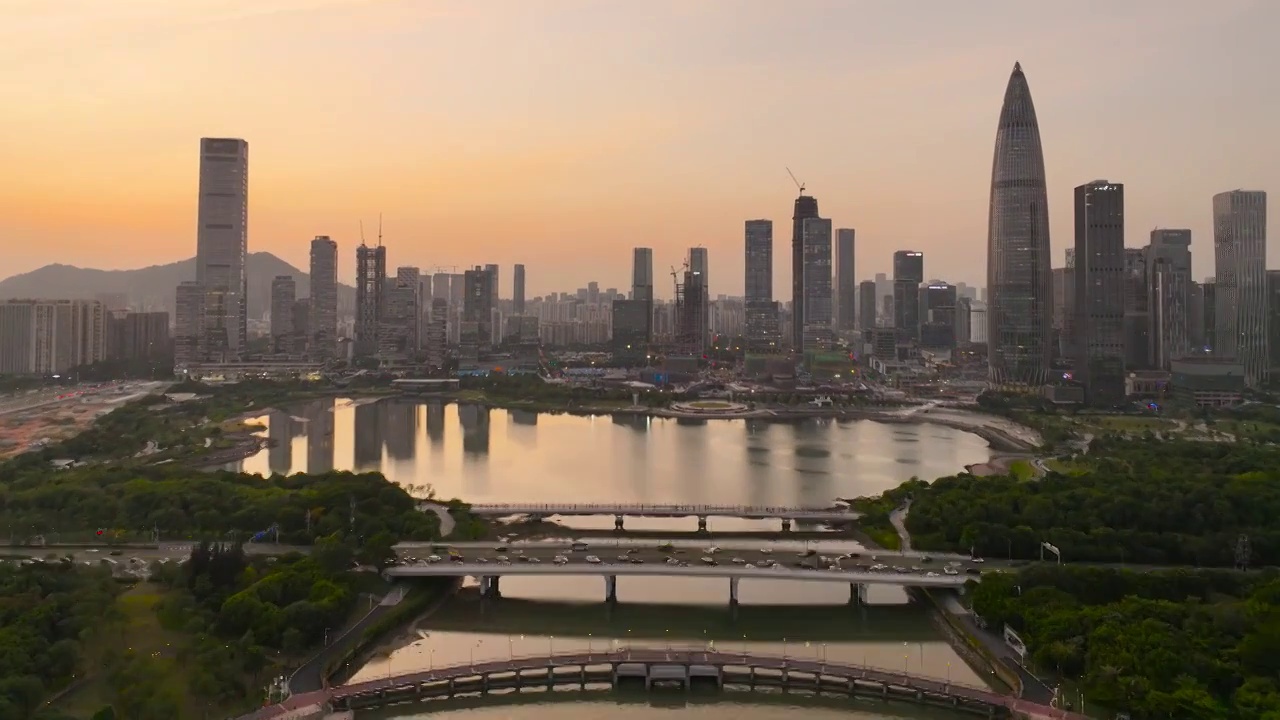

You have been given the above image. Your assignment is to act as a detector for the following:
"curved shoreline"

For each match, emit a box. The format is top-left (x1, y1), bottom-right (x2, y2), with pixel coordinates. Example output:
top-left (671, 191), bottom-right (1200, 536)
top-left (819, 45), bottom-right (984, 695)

top-left (446, 398), bottom-right (1041, 454)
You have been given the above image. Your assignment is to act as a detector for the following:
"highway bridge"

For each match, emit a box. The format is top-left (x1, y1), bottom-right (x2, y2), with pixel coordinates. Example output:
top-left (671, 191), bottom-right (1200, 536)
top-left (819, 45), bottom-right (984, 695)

top-left (461, 503), bottom-right (860, 531)
top-left (237, 649), bottom-right (1087, 720)
top-left (385, 564), bottom-right (967, 605)
top-left (394, 539), bottom-right (974, 563)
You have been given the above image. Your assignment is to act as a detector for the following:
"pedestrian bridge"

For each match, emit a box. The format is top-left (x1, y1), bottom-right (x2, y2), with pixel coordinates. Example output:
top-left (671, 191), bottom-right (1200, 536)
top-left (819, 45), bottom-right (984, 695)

top-left (460, 503), bottom-right (860, 531)
top-left (237, 649), bottom-right (1087, 719)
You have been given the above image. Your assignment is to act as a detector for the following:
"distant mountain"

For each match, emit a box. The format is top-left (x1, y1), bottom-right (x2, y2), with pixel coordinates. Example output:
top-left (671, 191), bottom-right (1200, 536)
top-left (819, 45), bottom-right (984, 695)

top-left (0, 252), bottom-right (355, 318)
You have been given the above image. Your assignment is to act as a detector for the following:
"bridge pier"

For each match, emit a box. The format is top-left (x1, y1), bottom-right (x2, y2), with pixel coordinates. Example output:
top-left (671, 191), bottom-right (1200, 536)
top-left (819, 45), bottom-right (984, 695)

top-left (781, 519), bottom-right (792, 532)
top-left (614, 515), bottom-right (624, 531)
top-left (605, 575), bottom-right (618, 604)
top-left (697, 515), bottom-right (708, 532)
top-left (729, 577), bottom-right (740, 607)
top-left (481, 575), bottom-right (502, 599)
top-left (848, 583), bottom-right (866, 606)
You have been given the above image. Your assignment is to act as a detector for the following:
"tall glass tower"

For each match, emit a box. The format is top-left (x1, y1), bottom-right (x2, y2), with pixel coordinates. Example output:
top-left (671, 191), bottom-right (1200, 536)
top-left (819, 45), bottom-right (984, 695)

top-left (986, 63), bottom-right (1053, 386)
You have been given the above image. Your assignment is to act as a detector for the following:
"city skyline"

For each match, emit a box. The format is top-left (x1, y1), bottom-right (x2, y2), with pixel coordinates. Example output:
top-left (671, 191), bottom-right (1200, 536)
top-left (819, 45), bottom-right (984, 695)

top-left (3, 1), bottom-right (1278, 297)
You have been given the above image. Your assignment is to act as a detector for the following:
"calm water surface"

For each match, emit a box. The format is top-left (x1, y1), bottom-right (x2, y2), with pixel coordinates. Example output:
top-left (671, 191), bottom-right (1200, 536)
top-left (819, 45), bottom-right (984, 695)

top-left (232, 399), bottom-right (995, 719)
top-left (232, 398), bottom-right (991, 514)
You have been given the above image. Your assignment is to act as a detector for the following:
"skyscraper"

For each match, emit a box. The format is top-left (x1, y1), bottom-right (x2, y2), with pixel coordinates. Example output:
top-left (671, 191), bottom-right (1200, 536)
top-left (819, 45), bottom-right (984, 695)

top-left (835, 229), bottom-right (856, 331)
top-left (1073, 181), bottom-right (1126, 404)
top-left (800, 217), bottom-right (833, 352)
top-left (485, 264), bottom-right (500, 306)
top-left (1147, 228), bottom-right (1192, 369)
top-left (892, 251), bottom-right (924, 341)
top-left (308, 236), bottom-right (338, 360)
top-left (1214, 190), bottom-right (1268, 386)
top-left (858, 280), bottom-right (877, 331)
top-left (688, 247), bottom-right (710, 349)
top-left (355, 243), bottom-right (386, 357)
top-left (791, 193), bottom-right (820, 350)
top-left (986, 63), bottom-right (1053, 386)
top-left (744, 220), bottom-right (778, 352)
top-left (513, 264), bottom-right (526, 315)
top-left (195, 138), bottom-right (249, 360)
top-left (270, 275), bottom-right (295, 353)
top-left (631, 248), bottom-right (654, 342)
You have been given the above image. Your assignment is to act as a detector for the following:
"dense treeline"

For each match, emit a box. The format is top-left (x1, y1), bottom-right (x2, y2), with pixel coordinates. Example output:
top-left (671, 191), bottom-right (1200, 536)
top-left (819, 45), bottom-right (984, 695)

top-left (95, 541), bottom-right (376, 717)
top-left (970, 566), bottom-right (1280, 719)
top-left (903, 438), bottom-right (1280, 566)
top-left (0, 562), bottom-right (121, 720)
top-left (2, 467), bottom-right (447, 544)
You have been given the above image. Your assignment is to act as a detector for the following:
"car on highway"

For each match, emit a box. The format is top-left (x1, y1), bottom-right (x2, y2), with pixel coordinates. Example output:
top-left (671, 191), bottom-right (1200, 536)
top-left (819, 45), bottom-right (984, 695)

top-left (553, 555), bottom-right (569, 565)
top-left (701, 556), bottom-right (717, 565)
top-left (585, 555), bottom-right (602, 564)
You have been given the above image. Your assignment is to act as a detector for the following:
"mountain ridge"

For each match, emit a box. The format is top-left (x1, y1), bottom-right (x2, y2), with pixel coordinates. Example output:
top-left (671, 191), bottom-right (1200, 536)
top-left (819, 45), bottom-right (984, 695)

top-left (0, 252), bottom-right (355, 319)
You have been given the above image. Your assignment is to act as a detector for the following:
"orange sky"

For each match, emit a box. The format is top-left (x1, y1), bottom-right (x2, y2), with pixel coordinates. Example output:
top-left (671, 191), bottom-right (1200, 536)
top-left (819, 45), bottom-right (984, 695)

top-left (2, 0), bottom-right (1277, 298)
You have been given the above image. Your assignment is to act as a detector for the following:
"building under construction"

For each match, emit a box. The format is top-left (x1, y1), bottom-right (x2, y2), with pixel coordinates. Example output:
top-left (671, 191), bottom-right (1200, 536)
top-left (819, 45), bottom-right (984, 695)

top-left (672, 262), bottom-right (707, 357)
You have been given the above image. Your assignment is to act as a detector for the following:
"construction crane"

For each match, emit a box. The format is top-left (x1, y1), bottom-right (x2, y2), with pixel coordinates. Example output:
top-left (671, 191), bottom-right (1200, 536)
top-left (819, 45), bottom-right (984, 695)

top-left (786, 167), bottom-right (805, 195)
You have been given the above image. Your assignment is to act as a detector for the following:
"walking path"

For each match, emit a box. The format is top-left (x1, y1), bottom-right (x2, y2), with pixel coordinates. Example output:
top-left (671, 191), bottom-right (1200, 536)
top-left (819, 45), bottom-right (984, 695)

top-left (890, 500), bottom-right (912, 551)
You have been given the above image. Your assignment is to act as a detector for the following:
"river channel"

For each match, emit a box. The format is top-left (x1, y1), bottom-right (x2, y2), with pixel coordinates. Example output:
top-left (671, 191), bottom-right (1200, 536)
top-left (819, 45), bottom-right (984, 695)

top-left (229, 399), bottom-right (996, 719)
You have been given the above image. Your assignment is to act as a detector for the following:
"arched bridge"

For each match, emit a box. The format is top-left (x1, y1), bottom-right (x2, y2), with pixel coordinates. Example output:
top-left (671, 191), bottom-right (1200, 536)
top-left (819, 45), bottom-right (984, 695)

top-left (458, 503), bottom-right (860, 531)
top-left (238, 649), bottom-right (1088, 719)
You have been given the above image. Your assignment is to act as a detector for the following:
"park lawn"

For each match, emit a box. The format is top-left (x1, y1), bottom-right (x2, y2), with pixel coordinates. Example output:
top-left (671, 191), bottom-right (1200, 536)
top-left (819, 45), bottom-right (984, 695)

top-left (1083, 415), bottom-right (1177, 433)
top-left (1044, 457), bottom-right (1091, 476)
top-left (1218, 419), bottom-right (1280, 442)
top-left (1008, 459), bottom-right (1037, 480)
top-left (55, 583), bottom-right (243, 720)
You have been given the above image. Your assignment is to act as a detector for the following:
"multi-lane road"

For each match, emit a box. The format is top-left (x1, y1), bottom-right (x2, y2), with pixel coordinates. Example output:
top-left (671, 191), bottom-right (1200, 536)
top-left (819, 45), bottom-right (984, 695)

top-left (389, 541), bottom-right (989, 581)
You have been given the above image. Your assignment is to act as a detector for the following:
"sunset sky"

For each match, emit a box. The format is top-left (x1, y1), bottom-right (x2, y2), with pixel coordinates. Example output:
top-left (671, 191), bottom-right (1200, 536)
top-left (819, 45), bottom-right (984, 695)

top-left (2, 0), bottom-right (1277, 298)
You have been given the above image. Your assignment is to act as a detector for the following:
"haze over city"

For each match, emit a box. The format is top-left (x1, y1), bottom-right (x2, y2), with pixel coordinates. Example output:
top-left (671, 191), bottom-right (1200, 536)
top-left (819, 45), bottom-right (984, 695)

top-left (3, 0), bottom-right (1278, 296)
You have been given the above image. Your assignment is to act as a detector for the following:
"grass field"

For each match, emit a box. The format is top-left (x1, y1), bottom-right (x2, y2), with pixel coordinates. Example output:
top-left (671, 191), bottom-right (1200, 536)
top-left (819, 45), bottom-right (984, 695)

top-left (1080, 415), bottom-right (1176, 433)
top-left (1008, 459), bottom-right (1037, 480)
top-left (54, 584), bottom-right (244, 720)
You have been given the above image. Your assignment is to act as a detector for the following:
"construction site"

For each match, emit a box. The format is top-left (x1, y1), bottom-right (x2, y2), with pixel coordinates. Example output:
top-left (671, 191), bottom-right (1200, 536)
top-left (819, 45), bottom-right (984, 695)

top-left (0, 381), bottom-right (169, 460)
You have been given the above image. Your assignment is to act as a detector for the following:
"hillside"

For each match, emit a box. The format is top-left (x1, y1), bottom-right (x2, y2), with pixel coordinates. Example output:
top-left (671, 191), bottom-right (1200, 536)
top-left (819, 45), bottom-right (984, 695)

top-left (0, 253), bottom-right (355, 318)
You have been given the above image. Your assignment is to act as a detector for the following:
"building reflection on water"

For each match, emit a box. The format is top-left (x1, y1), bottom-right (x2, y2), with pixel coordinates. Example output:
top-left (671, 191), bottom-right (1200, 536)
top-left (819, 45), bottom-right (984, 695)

top-left (510, 409), bottom-right (538, 426)
top-left (457, 403), bottom-right (491, 455)
top-left (306, 398), bottom-right (335, 473)
top-left (229, 399), bottom-right (994, 512)
top-left (426, 402), bottom-right (446, 445)
top-left (383, 400), bottom-right (418, 462)
top-left (267, 411), bottom-right (294, 475)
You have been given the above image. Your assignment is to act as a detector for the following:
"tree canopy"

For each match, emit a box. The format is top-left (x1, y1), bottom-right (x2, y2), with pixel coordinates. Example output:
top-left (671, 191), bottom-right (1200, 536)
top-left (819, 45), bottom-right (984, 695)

top-left (970, 566), bottom-right (1280, 719)
top-left (902, 437), bottom-right (1280, 566)
top-left (2, 467), bottom-right (445, 544)
top-left (0, 561), bottom-right (121, 720)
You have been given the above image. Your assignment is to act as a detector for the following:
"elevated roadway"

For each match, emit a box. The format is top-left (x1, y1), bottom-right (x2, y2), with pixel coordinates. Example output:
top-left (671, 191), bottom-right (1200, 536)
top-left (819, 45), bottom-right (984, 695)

top-left (462, 503), bottom-right (860, 531)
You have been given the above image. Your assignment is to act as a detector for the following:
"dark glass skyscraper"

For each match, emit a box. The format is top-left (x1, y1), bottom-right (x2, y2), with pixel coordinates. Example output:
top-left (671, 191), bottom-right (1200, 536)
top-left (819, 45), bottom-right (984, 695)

top-left (986, 62), bottom-right (1053, 386)
top-left (791, 194), bottom-right (820, 351)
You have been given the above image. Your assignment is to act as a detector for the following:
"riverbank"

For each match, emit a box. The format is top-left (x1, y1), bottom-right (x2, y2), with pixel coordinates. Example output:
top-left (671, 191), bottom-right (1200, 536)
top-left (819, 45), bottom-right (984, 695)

top-left (397, 391), bottom-right (1042, 454)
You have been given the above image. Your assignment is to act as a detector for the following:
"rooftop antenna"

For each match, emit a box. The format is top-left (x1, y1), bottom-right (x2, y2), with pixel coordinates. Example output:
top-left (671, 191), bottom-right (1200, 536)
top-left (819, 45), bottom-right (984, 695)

top-left (359, 220), bottom-right (367, 247)
top-left (786, 167), bottom-right (806, 195)
top-left (377, 212), bottom-right (383, 247)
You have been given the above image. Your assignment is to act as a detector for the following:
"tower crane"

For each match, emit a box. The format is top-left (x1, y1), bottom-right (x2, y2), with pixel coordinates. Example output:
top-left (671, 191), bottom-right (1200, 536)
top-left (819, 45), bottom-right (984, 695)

top-left (786, 167), bottom-right (805, 195)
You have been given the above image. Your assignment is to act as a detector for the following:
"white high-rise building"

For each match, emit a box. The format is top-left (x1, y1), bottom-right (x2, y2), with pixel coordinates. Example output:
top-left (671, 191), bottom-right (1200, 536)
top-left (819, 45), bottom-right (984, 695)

top-left (1213, 190), bottom-right (1268, 386)
top-left (194, 138), bottom-right (249, 360)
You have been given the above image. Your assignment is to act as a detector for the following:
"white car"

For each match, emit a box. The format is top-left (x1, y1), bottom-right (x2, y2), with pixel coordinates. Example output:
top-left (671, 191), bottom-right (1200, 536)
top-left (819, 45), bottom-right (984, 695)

top-left (553, 555), bottom-right (569, 565)
top-left (426, 555), bottom-right (442, 563)
top-left (731, 557), bottom-right (745, 564)
top-left (944, 567), bottom-right (959, 575)
top-left (585, 555), bottom-right (602, 564)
